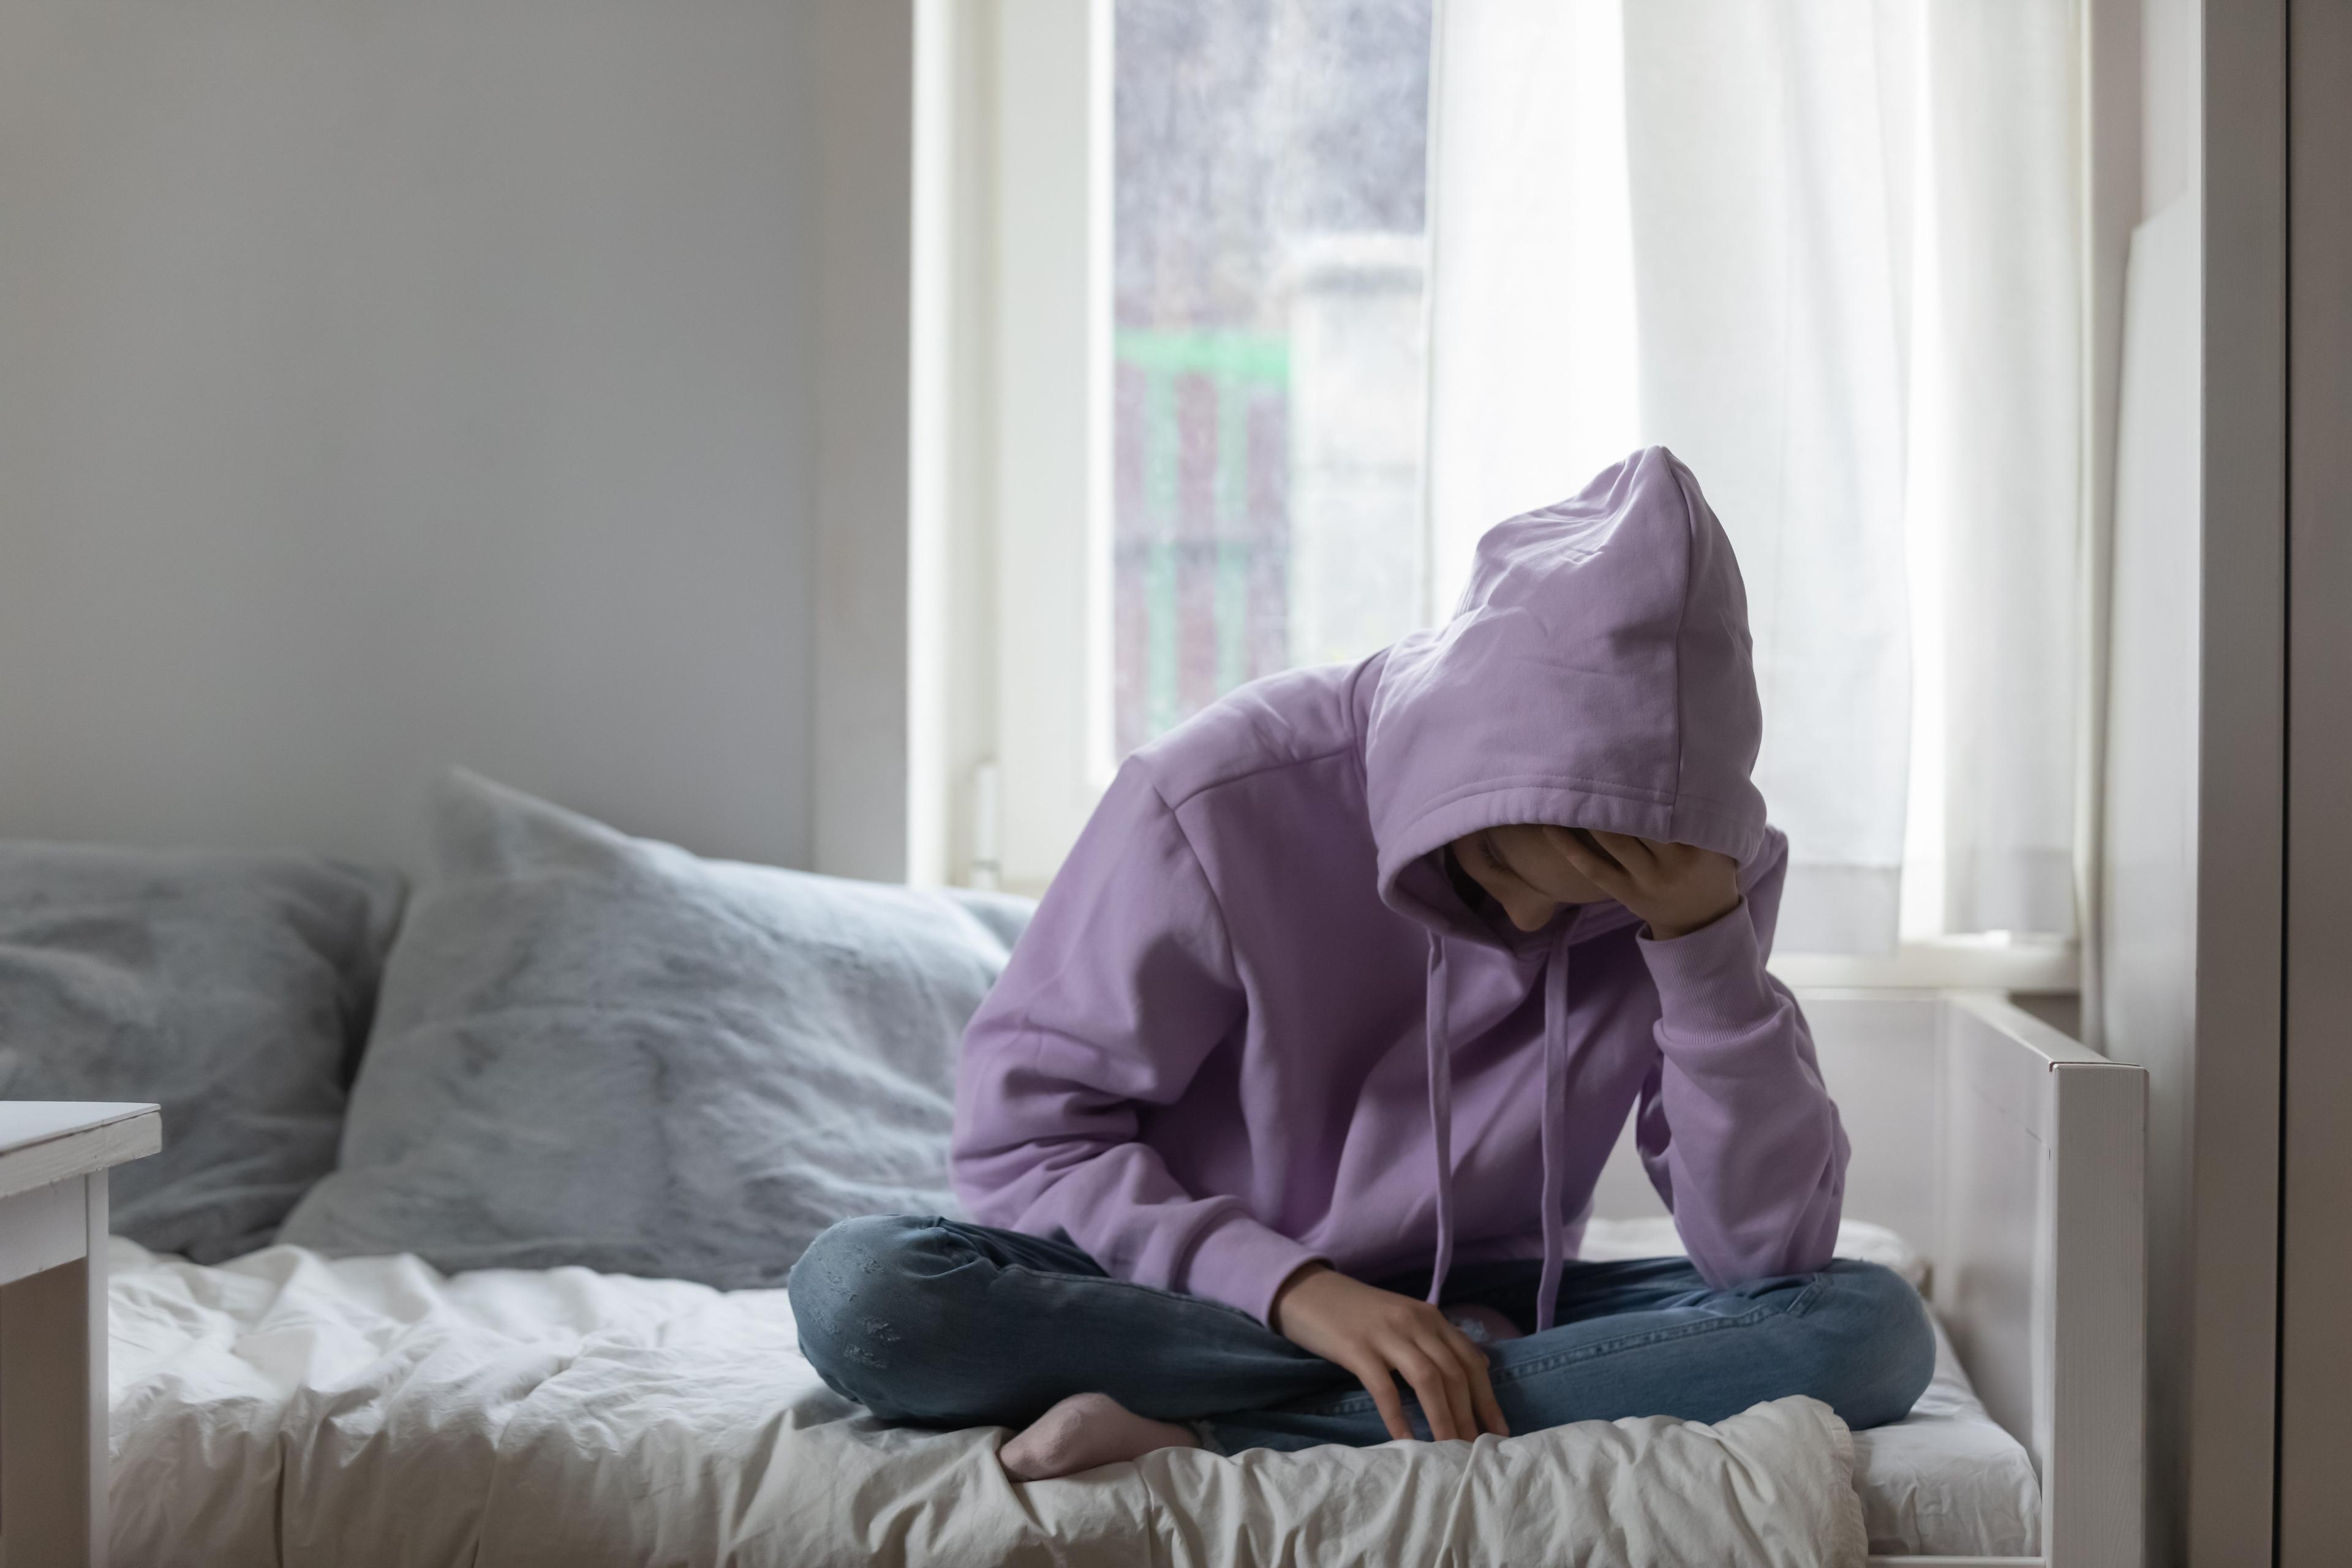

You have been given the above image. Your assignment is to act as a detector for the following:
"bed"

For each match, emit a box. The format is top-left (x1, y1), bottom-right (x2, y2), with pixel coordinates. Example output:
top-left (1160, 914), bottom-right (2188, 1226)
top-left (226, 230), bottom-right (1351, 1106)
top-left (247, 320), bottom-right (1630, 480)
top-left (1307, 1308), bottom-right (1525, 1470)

top-left (7, 783), bottom-right (2140, 1565)
top-left (100, 992), bottom-right (2142, 1567)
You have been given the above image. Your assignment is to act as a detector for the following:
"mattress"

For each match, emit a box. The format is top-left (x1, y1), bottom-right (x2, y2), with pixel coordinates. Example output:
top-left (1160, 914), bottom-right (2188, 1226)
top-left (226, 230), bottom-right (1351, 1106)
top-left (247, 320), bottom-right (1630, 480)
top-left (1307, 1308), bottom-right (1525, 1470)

top-left (107, 1222), bottom-right (2034, 1565)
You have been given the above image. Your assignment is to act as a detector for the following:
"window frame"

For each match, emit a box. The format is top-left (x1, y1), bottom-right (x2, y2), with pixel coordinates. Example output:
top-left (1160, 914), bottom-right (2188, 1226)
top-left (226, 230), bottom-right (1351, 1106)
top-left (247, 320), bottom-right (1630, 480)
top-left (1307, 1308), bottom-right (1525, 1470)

top-left (909, 0), bottom-right (1112, 896)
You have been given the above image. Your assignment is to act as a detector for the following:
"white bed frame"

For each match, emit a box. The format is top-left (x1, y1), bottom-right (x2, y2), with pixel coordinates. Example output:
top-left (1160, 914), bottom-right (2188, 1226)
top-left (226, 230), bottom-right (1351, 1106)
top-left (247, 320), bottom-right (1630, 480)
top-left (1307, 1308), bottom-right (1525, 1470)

top-left (1591, 992), bottom-right (2146, 1568)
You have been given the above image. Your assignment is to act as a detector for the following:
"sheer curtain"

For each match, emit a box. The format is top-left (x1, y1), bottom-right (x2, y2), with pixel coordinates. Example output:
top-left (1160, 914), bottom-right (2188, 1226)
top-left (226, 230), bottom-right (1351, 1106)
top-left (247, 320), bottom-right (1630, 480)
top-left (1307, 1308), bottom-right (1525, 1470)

top-left (1423, 0), bottom-right (2079, 953)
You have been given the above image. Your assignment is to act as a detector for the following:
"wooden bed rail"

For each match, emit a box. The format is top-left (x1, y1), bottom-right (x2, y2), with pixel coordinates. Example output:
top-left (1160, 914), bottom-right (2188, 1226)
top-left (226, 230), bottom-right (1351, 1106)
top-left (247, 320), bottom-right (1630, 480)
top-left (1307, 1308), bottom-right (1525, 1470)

top-left (1597, 990), bottom-right (2148, 1568)
top-left (1936, 995), bottom-right (2146, 1568)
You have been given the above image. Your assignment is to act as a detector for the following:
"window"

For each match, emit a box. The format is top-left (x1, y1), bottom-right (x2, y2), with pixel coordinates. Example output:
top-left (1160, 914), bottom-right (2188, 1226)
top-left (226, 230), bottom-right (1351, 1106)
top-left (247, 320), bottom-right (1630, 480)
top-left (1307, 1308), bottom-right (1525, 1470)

top-left (1109, 0), bottom-right (1434, 751)
top-left (913, 0), bottom-right (2086, 992)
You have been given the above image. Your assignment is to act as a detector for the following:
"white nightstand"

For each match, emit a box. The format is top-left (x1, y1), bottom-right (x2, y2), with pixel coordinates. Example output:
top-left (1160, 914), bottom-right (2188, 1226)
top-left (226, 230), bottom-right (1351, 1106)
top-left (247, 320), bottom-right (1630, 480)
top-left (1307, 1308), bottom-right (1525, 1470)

top-left (0, 1102), bottom-right (160, 1568)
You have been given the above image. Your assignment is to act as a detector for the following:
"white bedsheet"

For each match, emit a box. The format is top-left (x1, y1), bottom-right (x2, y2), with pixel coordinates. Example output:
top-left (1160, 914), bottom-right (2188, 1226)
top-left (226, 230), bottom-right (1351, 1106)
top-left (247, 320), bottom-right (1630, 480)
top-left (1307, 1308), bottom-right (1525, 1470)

top-left (109, 1238), bottom-right (1872, 1567)
top-left (1852, 1318), bottom-right (2042, 1558)
top-left (1581, 1217), bottom-right (2043, 1558)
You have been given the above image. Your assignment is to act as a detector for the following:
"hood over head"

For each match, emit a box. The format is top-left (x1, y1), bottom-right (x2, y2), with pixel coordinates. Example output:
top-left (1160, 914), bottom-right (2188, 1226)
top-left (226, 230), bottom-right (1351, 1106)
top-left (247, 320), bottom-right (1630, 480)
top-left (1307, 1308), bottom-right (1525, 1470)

top-left (1368, 446), bottom-right (1766, 937)
top-left (1368, 447), bottom-right (1771, 1333)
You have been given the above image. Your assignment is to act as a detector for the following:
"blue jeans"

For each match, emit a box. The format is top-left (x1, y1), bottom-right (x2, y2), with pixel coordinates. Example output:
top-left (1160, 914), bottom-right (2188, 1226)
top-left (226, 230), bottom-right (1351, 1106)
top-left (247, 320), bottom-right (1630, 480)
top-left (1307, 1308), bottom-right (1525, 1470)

top-left (787, 1215), bottom-right (1934, 1454)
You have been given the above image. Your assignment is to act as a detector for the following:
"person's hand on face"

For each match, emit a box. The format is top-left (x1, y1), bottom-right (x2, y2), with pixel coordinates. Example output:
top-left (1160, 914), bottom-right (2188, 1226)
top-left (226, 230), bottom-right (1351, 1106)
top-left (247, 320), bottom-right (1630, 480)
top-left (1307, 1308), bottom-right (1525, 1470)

top-left (1451, 823), bottom-right (1741, 941)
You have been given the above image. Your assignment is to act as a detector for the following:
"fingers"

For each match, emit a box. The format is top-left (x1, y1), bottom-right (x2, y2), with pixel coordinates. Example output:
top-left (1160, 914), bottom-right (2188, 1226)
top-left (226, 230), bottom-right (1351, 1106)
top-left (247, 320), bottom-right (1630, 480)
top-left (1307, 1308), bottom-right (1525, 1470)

top-left (1348, 1359), bottom-right (1415, 1442)
top-left (1590, 830), bottom-right (1661, 878)
top-left (1355, 1344), bottom-right (1495, 1444)
top-left (1413, 1330), bottom-right (1479, 1441)
top-left (1386, 1341), bottom-right (1464, 1441)
top-left (1305, 1284), bottom-right (1497, 1444)
top-left (1562, 826), bottom-right (1624, 870)
top-left (1472, 1362), bottom-right (1510, 1437)
top-left (1434, 1325), bottom-right (1509, 1438)
top-left (1543, 826), bottom-right (1630, 892)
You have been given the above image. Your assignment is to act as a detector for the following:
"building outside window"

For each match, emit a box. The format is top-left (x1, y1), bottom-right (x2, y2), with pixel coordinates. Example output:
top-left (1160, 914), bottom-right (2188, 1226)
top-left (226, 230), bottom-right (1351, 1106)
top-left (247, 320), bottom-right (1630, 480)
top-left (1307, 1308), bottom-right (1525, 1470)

top-left (1109, 0), bottom-right (1434, 753)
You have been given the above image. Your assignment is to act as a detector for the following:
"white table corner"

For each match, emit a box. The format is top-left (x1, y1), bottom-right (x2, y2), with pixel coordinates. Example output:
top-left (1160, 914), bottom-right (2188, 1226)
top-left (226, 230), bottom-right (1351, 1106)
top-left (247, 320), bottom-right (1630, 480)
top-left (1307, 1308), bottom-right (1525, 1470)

top-left (0, 1101), bottom-right (162, 1568)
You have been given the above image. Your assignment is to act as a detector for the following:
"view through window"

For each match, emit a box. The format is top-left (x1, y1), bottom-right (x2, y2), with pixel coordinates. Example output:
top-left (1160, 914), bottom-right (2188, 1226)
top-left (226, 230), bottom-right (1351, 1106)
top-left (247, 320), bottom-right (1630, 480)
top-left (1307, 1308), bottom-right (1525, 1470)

top-left (1110, 0), bottom-right (1434, 755)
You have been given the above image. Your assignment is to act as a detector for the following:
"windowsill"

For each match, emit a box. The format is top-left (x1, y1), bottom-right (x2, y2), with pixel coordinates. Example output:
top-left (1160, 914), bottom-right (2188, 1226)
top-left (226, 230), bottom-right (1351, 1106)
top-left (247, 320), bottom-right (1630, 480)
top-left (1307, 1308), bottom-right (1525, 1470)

top-left (1768, 935), bottom-right (2078, 992)
top-left (976, 872), bottom-right (2076, 995)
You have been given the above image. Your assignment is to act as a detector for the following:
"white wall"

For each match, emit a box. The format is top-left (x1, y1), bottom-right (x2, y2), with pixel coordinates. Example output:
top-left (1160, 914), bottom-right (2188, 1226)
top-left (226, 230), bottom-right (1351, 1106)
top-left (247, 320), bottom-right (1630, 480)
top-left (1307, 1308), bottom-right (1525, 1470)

top-left (2101, 186), bottom-right (2200, 1568)
top-left (0, 1), bottom-right (911, 875)
top-left (2141, 0), bottom-right (2201, 215)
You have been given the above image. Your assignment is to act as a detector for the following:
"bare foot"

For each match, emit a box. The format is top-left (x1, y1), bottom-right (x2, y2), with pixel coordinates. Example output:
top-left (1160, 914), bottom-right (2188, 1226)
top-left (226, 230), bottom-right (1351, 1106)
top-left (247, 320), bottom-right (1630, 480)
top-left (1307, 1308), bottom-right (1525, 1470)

top-left (998, 1392), bottom-right (1199, 1480)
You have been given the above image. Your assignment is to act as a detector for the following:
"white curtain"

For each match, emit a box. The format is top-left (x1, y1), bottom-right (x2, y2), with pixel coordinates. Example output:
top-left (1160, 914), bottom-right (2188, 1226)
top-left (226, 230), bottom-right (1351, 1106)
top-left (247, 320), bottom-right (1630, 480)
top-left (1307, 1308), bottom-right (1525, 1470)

top-left (1423, 0), bottom-right (2079, 952)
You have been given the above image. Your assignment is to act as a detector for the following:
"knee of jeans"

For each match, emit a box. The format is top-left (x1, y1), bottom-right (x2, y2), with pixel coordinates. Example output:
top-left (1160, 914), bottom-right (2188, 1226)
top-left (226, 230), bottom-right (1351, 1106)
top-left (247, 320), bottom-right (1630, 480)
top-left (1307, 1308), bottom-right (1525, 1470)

top-left (1787, 1261), bottom-right (1937, 1431)
top-left (786, 1215), bottom-right (951, 1408)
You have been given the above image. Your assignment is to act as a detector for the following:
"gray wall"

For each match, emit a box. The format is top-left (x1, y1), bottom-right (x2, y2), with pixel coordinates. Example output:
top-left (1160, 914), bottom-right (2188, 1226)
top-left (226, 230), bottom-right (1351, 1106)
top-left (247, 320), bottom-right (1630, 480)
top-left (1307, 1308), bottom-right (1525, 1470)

top-left (0, 1), bottom-right (911, 875)
top-left (2100, 0), bottom-right (2292, 1560)
top-left (2279, 9), bottom-right (2352, 1556)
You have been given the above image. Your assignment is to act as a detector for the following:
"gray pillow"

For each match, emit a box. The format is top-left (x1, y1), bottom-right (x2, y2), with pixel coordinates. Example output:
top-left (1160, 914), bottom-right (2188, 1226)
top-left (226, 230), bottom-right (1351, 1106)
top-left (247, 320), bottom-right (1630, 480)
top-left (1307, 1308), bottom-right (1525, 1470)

top-left (0, 843), bottom-right (404, 1261)
top-left (277, 770), bottom-right (1033, 1286)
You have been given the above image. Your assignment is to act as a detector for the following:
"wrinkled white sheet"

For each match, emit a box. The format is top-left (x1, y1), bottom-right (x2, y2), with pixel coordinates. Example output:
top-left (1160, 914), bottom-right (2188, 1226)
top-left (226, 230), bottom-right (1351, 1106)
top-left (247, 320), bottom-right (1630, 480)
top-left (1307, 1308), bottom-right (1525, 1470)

top-left (109, 1238), bottom-right (1868, 1568)
top-left (1584, 1216), bottom-right (2043, 1558)
top-left (1851, 1321), bottom-right (2041, 1558)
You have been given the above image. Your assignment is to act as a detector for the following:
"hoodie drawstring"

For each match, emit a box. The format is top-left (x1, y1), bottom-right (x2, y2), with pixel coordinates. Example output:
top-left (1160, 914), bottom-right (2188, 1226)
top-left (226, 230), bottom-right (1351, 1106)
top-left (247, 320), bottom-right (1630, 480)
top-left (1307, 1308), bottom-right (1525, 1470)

top-left (1423, 935), bottom-right (1456, 1311)
top-left (1425, 922), bottom-right (1576, 1334)
top-left (1536, 924), bottom-right (1572, 1333)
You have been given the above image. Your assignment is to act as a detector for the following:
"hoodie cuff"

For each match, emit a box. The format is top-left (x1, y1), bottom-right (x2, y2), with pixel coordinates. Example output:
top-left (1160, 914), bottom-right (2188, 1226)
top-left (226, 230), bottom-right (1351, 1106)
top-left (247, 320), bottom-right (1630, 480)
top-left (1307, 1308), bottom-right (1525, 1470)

top-left (1636, 899), bottom-right (1781, 1036)
top-left (1180, 1209), bottom-right (1330, 1327)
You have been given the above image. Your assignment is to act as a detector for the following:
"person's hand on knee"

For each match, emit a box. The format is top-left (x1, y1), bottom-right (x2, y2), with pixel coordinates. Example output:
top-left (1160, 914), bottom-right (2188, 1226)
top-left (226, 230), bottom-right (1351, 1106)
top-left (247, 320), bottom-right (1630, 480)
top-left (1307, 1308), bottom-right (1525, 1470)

top-left (1270, 1263), bottom-right (1510, 1442)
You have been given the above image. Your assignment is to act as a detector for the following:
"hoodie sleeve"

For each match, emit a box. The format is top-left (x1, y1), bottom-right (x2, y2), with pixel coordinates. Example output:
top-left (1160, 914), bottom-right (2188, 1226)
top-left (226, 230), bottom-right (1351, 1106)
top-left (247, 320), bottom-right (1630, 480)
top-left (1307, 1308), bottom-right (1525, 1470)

top-left (1632, 835), bottom-right (1848, 1286)
top-left (949, 761), bottom-right (1329, 1325)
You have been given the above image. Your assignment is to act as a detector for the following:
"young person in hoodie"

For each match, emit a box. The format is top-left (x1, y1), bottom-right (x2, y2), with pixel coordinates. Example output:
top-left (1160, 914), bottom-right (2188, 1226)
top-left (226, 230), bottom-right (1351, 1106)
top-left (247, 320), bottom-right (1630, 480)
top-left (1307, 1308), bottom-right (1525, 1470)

top-left (790, 447), bottom-right (1934, 1479)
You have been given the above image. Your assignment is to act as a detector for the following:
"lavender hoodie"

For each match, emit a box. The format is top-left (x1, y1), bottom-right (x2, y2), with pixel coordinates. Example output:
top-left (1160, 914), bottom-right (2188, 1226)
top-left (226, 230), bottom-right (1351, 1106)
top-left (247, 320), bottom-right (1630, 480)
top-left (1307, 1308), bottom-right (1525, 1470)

top-left (952, 447), bottom-right (1847, 1334)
